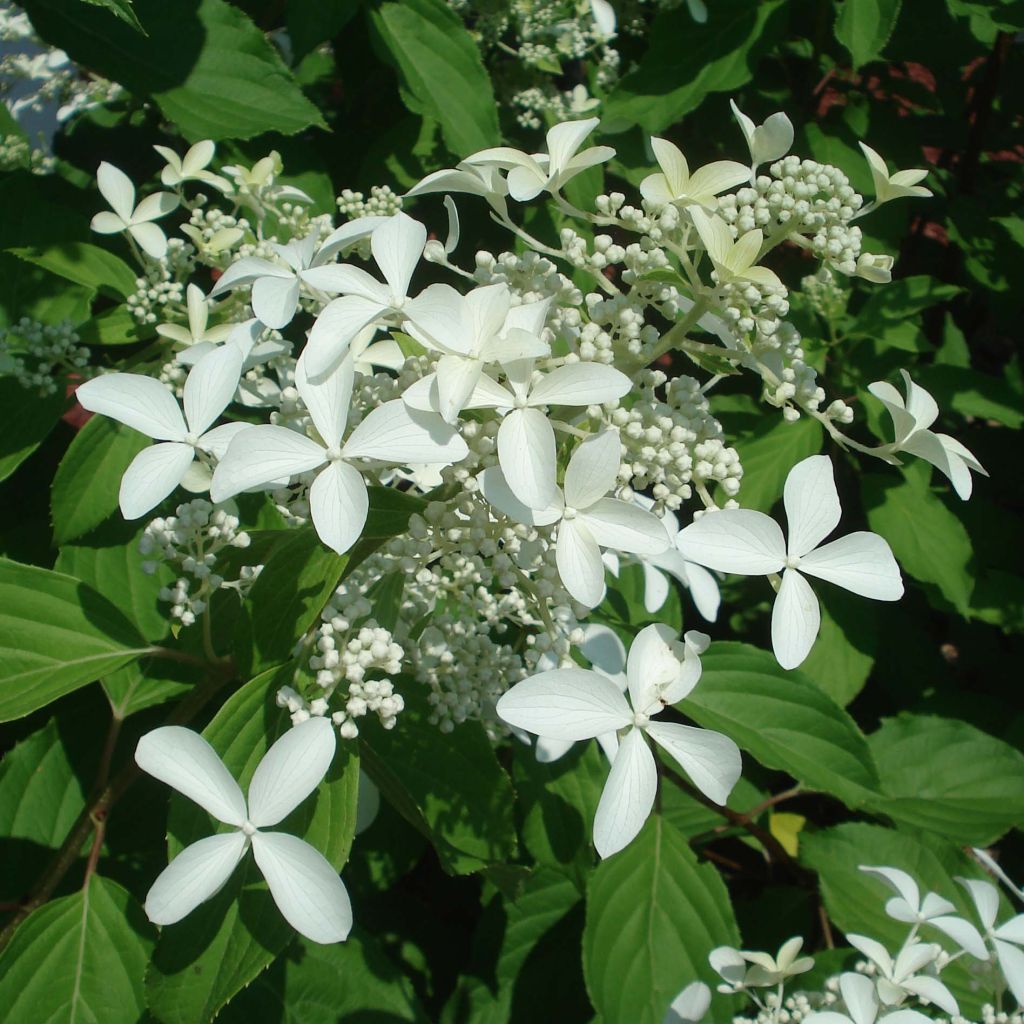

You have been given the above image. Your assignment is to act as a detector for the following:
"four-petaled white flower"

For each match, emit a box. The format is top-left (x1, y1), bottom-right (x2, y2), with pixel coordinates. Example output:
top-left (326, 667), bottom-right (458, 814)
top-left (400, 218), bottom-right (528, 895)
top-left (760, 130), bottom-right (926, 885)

top-left (959, 877), bottom-right (1024, 1007)
top-left (859, 143), bottom-right (932, 207)
top-left (405, 162), bottom-right (510, 218)
top-left (153, 139), bottom-right (231, 193)
top-left (76, 344), bottom-right (245, 519)
top-left (711, 937), bottom-right (815, 991)
top-left (730, 100), bottom-right (794, 177)
top-left (479, 429), bottom-right (669, 607)
top-left (463, 117), bottom-right (615, 202)
top-left (90, 161), bottom-right (179, 260)
top-left (805, 972), bottom-right (931, 1024)
top-left (497, 623), bottom-right (740, 858)
top-left (402, 283), bottom-right (552, 428)
top-left (156, 282), bottom-right (234, 350)
top-left (136, 718), bottom-right (351, 944)
top-left (677, 455), bottom-right (903, 670)
top-left (860, 865), bottom-right (988, 959)
top-left (846, 934), bottom-right (958, 1016)
top-left (690, 207), bottom-right (782, 288)
top-left (303, 212), bottom-right (446, 378)
top-left (640, 138), bottom-right (750, 210)
top-left (211, 354), bottom-right (467, 554)
top-left (210, 219), bottom-right (382, 331)
top-left (869, 370), bottom-right (987, 500)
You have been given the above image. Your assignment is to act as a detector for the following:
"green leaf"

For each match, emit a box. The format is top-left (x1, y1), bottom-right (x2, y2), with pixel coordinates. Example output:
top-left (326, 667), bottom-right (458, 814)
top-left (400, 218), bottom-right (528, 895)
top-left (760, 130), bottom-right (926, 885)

top-left (835, 0), bottom-right (904, 69)
top-left (862, 471), bottom-right (974, 613)
top-left (685, 642), bottom-right (880, 806)
top-left (798, 589), bottom-right (877, 706)
top-left (99, 656), bottom-right (194, 718)
top-left (0, 558), bottom-right (148, 721)
top-left (865, 714), bottom-right (1024, 846)
top-left (601, 0), bottom-right (789, 134)
top-left (914, 364), bottom-right (1024, 429)
top-left (7, 242), bottom-right (137, 299)
top-left (359, 686), bottom-right (517, 873)
top-left (364, 484), bottom-right (428, 537)
top-left (241, 527), bottom-right (347, 674)
top-left (286, 0), bottom-right (359, 61)
top-left (147, 667), bottom-right (360, 1024)
top-left (372, 0), bottom-right (500, 156)
top-left (849, 276), bottom-right (961, 341)
top-left (50, 415), bottom-right (149, 545)
top-left (22, 0), bottom-right (326, 141)
top-left (83, 0), bottom-right (145, 32)
top-left (0, 875), bottom-right (155, 1023)
top-left (220, 931), bottom-right (428, 1023)
top-left (0, 377), bottom-right (66, 483)
top-left (583, 816), bottom-right (739, 1024)
top-left (733, 416), bottom-right (823, 513)
top-left (77, 306), bottom-right (155, 348)
top-left (0, 718), bottom-right (89, 901)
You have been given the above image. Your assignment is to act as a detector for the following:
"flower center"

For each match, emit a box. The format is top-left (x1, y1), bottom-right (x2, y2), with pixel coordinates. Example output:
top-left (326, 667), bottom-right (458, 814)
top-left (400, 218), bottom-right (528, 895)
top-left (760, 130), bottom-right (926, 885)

top-left (184, 432), bottom-right (200, 447)
top-left (513, 394), bottom-right (529, 410)
top-left (324, 446), bottom-right (343, 462)
top-left (562, 506), bottom-right (578, 520)
top-left (632, 712), bottom-right (650, 728)
top-left (241, 820), bottom-right (257, 836)
top-left (784, 554), bottom-right (802, 569)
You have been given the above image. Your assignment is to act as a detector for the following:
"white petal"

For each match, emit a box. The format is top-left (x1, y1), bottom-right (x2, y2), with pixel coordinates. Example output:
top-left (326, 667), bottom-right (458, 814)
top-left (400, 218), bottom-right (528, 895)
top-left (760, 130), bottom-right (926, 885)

top-left (581, 499), bottom-right (669, 556)
top-left (247, 717), bottom-right (336, 828)
top-left (295, 353), bottom-right (353, 449)
top-left (435, 354), bottom-right (483, 423)
top-left (182, 343), bottom-right (243, 436)
top-left (252, 274), bottom-right (300, 330)
top-left (495, 668), bottom-right (631, 740)
top-left (198, 422), bottom-right (251, 460)
top-left (133, 191), bottom-right (179, 224)
top-left (639, 173), bottom-right (676, 207)
top-left (626, 623), bottom-right (683, 712)
top-left (506, 164), bottom-right (547, 201)
top-left (210, 426), bottom-right (325, 501)
top-left (403, 283), bottom-right (469, 354)
top-left (372, 212), bottom-right (425, 300)
top-left (210, 257), bottom-right (292, 296)
top-left (752, 111), bottom-right (794, 165)
top-left (666, 981), bottom-right (713, 1024)
top-left (868, 380), bottom-right (917, 444)
top-left (642, 563), bottom-right (671, 614)
top-left (689, 207), bottom-right (733, 265)
top-left (497, 407), bottom-right (557, 511)
top-left (901, 977), bottom-right (958, 1016)
top-left (771, 569), bottom-right (820, 670)
top-left (859, 866), bottom-right (920, 913)
top-left (578, 622), bottom-right (627, 681)
top-left (535, 736), bottom-right (575, 763)
top-left (90, 211), bottom-right (127, 234)
top-left (96, 161), bottom-right (135, 222)
top-left (305, 296), bottom-right (386, 380)
top-left (840, 973), bottom-right (879, 1024)
top-left (251, 832), bottom-right (352, 944)
top-left (76, 372), bottom-right (186, 441)
top-left (646, 722), bottom-right (741, 806)
top-left (128, 222), bottom-right (169, 260)
top-left (593, 728), bottom-right (657, 858)
top-left (465, 283), bottom-right (511, 350)
top-left (309, 461), bottom-right (369, 555)
top-left (848, 934), bottom-right (894, 974)
top-left (546, 118), bottom-right (599, 173)
top-left (135, 726), bottom-right (247, 825)
top-left (556, 518), bottom-right (607, 607)
top-left (477, 466), bottom-right (563, 527)
top-left (464, 372), bottom-right (515, 410)
top-left (119, 442), bottom-right (195, 519)
top-left (502, 296), bottom-right (551, 338)
top-left (784, 455), bottom-right (841, 558)
top-left (900, 369), bottom-right (939, 431)
top-left (528, 362), bottom-right (631, 407)
top-left (317, 216), bottom-right (387, 263)
top-left (687, 160), bottom-right (753, 201)
top-left (563, 429), bottom-right (621, 509)
top-left (650, 137), bottom-right (690, 197)
top-left (145, 833), bottom-right (248, 926)
top-left (996, 939), bottom-right (1024, 1007)
top-left (677, 509), bottom-right (786, 575)
top-left (683, 561), bottom-right (721, 621)
top-left (799, 533), bottom-right (903, 600)
top-left (342, 401), bottom-right (468, 464)
top-left (958, 878), bottom-right (1000, 931)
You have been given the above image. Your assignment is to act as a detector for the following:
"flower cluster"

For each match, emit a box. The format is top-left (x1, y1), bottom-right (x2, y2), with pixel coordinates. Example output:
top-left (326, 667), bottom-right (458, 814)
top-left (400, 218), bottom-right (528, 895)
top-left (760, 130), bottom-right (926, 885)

top-left (0, 317), bottom-right (88, 393)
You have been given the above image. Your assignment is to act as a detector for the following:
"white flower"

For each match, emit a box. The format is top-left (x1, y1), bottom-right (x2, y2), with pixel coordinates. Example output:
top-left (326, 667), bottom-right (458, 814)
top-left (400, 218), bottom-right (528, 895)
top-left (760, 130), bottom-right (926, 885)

top-left (402, 283), bottom-right (553, 428)
top-left (868, 370), bottom-right (986, 500)
top-left (605, 498), bottom-right (721, 621)
top-left (590, 0), bottom-right (617, 36)
top-left (90, 161), bottom-right (179, 259)
top-left (855, 253), bottom-right (895, 284)
top-left (156, 283), bottom-right (234, 350)
top-left (153, 139), bottom-right (231, 192)
top-left (729, 100), bottom-right (794, 176)
top-left (496, 623), bottom-right (740, 857)
top-left (677, 455), bottom-right (903, 670)
top-left (462, 117), bottom-right (615, 202)
top-left (76, 345), bottom-right (245, 519)
top-left (135, 718), bottom-right (351, 944)
top-left (478, 429), bottom-right (669, 607)
top-left (210, 219), bottom-right (382, 331)
top-left (847, 934), bottom-right (958, 1015)
top-left (664, 981), bottom-right (711, 1024)
top-left (303, 212), bottom-right (445, 378)
top-left (959, 877), bottom-right (1024, 1006)
top-left (709, 938), bottom-right (814, 991)
top-left (689, 207), bottom-right (782, 288)
top-left (640, 138), bottom-right (750, 210)
top-left (211, 354), bottom-right (467, 555)
top-left (860, 865), bottom-right (988, 959)
top-left (405, 162), bottom-right (510, 218)
top-left (805, 972), bottom-right (932, 1024)
top-left (859, 143), bottom-right (932, 206)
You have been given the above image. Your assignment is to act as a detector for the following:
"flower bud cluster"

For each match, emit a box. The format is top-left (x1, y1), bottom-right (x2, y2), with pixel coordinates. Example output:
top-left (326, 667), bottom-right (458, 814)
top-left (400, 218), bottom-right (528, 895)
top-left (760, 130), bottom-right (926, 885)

top-left (0, 318), bottom-right (89, 394)
top-left (139, 499), bottom-right (260, 627)
top-left (336, 185), bottom-right (403, 219)
top-left (126, 239), bottom-right (194, 324)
